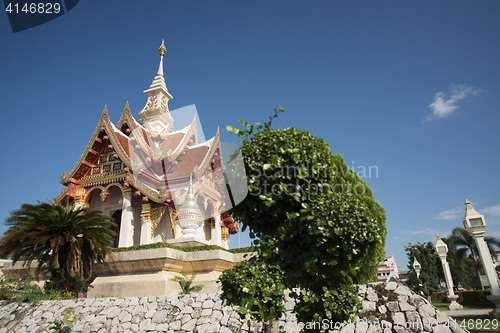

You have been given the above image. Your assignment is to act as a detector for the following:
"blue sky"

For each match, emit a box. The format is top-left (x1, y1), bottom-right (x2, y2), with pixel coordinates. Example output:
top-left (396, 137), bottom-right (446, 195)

top-left (1, 1), bottom-right (500, 273)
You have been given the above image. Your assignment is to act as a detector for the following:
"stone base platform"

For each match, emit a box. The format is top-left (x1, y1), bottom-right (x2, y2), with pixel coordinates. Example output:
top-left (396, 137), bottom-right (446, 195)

top-left (88, 247), bottom-right (252, 298)
top-left (1, 247), bottom-right (254, 298)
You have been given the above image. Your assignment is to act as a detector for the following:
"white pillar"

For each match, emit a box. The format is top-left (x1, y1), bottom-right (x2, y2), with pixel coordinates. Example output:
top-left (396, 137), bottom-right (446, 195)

top-left (440, 257), bottom-right (455, 296)
top-left (140, 203), bottom-right (152, 245)
top-left (118, 188), bottom-right (134, 247)
top-left (211, 214), bottom-right (222, 247)
top-left (474, 234), bottom-right (500, 294)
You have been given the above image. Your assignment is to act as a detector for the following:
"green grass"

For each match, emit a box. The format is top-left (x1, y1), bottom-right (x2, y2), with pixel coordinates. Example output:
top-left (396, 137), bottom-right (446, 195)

top-left (450, 316), bottom-right (500, 333)
top-left (432, 303), bottom-right (489, 311)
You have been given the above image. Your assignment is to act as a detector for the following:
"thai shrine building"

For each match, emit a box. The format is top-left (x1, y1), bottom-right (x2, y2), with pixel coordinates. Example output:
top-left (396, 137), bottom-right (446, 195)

top-left (56, 40), bottom-right (239, 251)
top-left (2, 41), bottom-right (249, 297)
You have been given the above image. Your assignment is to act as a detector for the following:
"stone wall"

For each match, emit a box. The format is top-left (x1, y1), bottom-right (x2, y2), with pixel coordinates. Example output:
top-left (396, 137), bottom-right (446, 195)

top-left (0, 282), bottom-right (466, 333)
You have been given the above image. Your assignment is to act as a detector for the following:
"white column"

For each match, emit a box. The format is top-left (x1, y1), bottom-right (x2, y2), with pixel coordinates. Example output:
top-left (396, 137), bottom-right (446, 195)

top-left (211, 214), bottom-right (222, 247)
top-left (440, 257), bottom-right (455, 296)
top-left (140, 203), bottom-right (152, 245)
top-left (118, 188), bottom-right (134, 247)
top-left (474, 234), bottom-right (500, 294)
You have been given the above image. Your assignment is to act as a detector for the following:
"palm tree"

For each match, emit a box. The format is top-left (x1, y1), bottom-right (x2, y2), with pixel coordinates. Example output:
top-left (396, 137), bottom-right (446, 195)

top-left (0, 202), bottom-right (116, 292)
top-left (447, 227), bottom-right (500, 260)
top-left (447, 227), bottom-right (500, 288)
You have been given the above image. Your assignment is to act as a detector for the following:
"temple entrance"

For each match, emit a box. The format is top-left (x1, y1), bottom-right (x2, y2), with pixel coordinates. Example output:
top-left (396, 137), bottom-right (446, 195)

top-left (111, 210), bottom-right (122, 248)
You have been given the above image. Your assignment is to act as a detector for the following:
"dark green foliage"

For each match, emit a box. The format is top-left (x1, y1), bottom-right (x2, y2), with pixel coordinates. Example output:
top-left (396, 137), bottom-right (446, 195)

top-left (0, 273), bottom-right (69, 304)
top-left (229, 115), bottom-right (386, 281)
top-left (50, 308), bottom-right (77, 332)
top-left (269, 193), bottom-right (383, 287)
top-left (457, 290), bottom-right (495, 308)
top-left (447, 227), bottom-right (500, 262)
top-left (443, 237), bottom-right (479, 289)
top-left (0, 203), bottom-right (116, 295)
top-left (229, 246), bottom-right (258, 254)
top-left (431, 291), bottom-right (447, 303)
top-left (292, 281), bottom-right (360, 325)
top-left (170, 272), bottom-right (203, 294)
top-left (446, 227), bottom-right (500, 289)
top-left (220, 109), bottom-right (386, 327)
top-left (405, 242), bottom-right (444, 296)
top-left (218, 257), bottom-right (287, 324)
top-left (112, 242), bottom-right (256, 254)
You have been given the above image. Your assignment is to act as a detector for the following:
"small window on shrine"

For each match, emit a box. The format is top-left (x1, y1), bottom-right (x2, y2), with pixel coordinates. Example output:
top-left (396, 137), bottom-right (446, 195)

top-left (109, 154), bottom-right (117, 162)
top-left (113, 162), bottom-right (122, 171)
top-left (92, 167), bottom-right (100, 175)
top-left (102, 165), bottom-right (111, 173)
top-left (99, 155), bottom-right (107, 163)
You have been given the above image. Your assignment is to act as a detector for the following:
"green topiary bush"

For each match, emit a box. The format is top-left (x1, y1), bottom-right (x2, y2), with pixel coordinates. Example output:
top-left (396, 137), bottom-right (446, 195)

top-left (220, 109), bottom-right (387, 327)
top-left (112, 242), bottom-right (255, 254)
top-left (457, 290), bottom-right (495, 308)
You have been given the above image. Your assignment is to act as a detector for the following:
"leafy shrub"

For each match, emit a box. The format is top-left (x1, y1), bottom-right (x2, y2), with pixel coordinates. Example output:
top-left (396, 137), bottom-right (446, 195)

top-left (0, 273), bottom-right (69, 304)
top-left (220, 110), bottom-right (386, 326)
top-left (431, 291), bottom-right (447, 303)
top-left (218, 256), bottom-right (286, 325)
top-left (112, 242), bottom-right (256, 254)
top-left (170, 272), bottom-right (203, 294)
top-left (457, 290), bottom-right (495, 308)
top-left (50, 308), bottom-right (77, 332)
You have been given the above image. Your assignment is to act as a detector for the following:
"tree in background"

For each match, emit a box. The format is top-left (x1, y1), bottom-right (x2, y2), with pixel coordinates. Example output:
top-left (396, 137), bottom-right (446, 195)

top-left (442, 237), bottom-right (479, 290)
top-left (447, 227), bottom-right (500, 288)
top-left (404, 242), bottom-right (444, 297)
top-left (0, 203), bottom-right (116, 294)
top-left (219, 109), bottom-right (386, 330)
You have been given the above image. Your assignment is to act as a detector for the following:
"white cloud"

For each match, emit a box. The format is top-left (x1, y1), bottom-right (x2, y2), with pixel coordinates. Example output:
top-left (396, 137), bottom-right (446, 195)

top-left (424, 84), bottom-right (480, 122)
top-left (410, 228), bottom-right (444, 236)
top-left (483, 204), bottom-right (500, 217)
top-left (433, 207), bottom-right (462, 220)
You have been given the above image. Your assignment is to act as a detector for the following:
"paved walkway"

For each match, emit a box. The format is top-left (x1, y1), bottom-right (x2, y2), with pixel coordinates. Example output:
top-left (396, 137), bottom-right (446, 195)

top-left (443, 308), bottom-right (494, 317)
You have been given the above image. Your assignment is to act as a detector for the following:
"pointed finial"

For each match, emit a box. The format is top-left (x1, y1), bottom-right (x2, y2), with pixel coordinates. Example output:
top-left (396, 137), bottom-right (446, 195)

top-left (436, 234), bottom-right (440, 238)
top-left (159, 39), bottom-right (166, 57)
top-left (465, 199), bottom-right (470, 205)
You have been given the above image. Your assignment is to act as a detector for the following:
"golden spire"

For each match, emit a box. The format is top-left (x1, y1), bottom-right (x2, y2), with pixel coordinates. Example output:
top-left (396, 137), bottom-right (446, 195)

top-left (159, 39), bottom-right (166, 57)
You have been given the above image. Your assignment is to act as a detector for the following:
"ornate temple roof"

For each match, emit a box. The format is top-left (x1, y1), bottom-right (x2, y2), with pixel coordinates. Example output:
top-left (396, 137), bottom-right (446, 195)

top-left (57, 41), bottom-right (225, 209)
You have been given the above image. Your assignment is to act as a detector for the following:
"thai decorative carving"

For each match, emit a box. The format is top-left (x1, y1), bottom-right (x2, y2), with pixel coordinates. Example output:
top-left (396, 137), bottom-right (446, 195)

top-left (221, 227), bottom-right (229, 241)
top-left (141, 203), bottom-right (151, 223)
top-left (145, 93), bottom-right (158, 111)
top-left (168, 207), bottom-right (178, 239)
top-left (150, 206), bottom-right (167, 237)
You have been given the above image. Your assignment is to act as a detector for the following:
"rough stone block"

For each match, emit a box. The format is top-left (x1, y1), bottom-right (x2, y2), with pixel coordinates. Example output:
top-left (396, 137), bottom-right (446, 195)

top-left (202, 299), bottom-right (215, 308)
top-left (432, 324), bottom-right (452, 333)
top-left (385, 282), bottom-right (397, 291)
top-left (355, 320), bottom-right (369, 333)
top-left (386, 301), bottom-right (399, 312)
top-left (399, 302), bottom-right (416, 311)
top-left (340, 322), bottom-right (355, 333)
top-left (406, 311), bottom-right (423, 330)
top-left (391, 312), bottom-right (406, 327)
top-left (182, 318), bottom-right (197, 331)
top-left (423, 316), bottom-right (438, 331)
top-left (418, 304), bottom-right (436, 318)
top-left (152, 310), bottom-right (168, 323)
top-left (395, 286), bottom-right (412, 296)
top-left (361, 301), bottom-right (376, 313)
